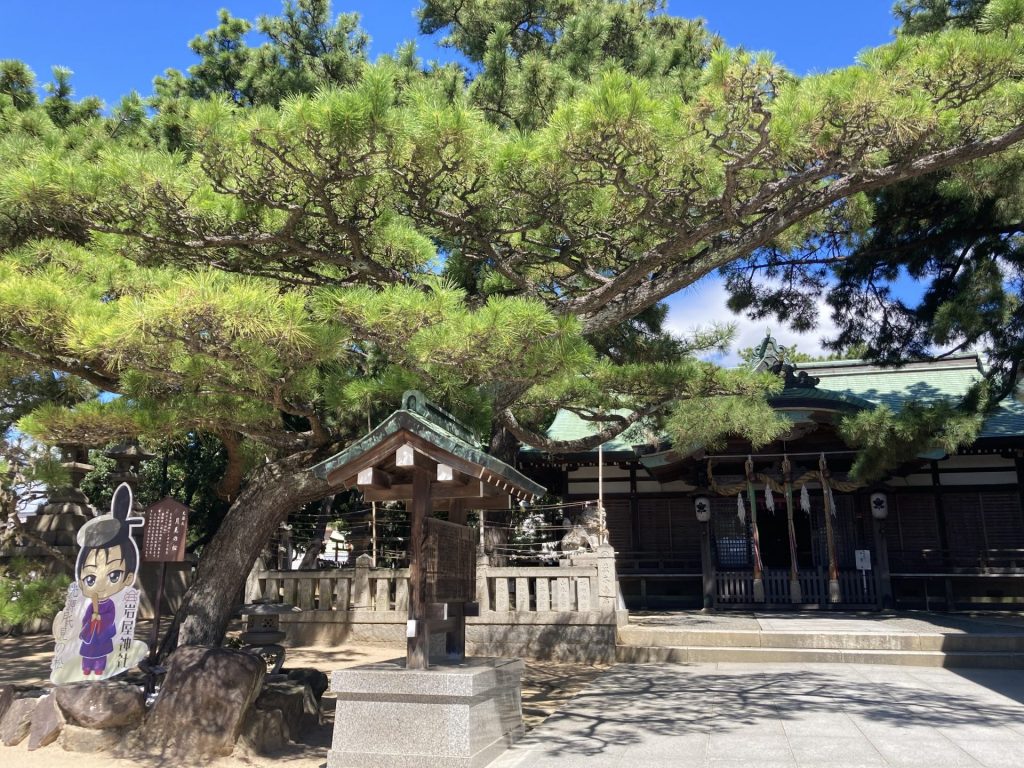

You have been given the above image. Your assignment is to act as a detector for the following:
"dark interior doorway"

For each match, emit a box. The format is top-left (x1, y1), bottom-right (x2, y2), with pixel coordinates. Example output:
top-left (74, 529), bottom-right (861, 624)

top-left (757, 493), bottom-right (813, 569)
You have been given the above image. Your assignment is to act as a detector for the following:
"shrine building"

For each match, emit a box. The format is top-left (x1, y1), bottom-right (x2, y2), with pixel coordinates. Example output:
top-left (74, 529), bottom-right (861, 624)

top-left (518, 335), bottom-right (1024, 612)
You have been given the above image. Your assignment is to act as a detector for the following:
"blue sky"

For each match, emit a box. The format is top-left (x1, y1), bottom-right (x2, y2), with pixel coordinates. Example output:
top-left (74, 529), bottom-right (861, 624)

top-left (1, 0), bottom-right (901, 360)
top-left (2, 1), bottom-right (896, 105)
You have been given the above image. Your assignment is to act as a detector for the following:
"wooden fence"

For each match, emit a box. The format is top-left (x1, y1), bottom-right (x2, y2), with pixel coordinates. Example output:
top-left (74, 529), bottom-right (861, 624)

top-left (715, 567), bottom-right (877, 606)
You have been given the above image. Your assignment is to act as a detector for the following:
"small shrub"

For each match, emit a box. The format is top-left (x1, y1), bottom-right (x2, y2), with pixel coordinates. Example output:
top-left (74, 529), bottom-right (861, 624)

top-left (0, 558), bottom-right (71, 634)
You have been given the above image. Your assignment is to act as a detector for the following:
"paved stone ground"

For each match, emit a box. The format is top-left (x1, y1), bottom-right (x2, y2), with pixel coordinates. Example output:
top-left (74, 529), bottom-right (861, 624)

top-left (491, 662), bottom-right (1024, 768)
top-left (627, 610), bottom-right (1024, 635)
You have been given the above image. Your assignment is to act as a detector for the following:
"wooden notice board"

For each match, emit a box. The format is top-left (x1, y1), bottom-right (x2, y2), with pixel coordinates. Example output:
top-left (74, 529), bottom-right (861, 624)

top-left (142, 497), bottom-right (190, 563)
top-left (424, 518), bottom-right (476, 603)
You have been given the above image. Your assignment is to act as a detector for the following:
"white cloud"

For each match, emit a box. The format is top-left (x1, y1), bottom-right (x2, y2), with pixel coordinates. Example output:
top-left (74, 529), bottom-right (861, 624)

top-left (663, 275), bottom-right (839, 366)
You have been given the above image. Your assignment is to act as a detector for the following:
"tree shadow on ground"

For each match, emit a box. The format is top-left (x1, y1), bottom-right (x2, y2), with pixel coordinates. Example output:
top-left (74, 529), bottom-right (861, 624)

top-left (513, 663), bottom-right (1024, 759)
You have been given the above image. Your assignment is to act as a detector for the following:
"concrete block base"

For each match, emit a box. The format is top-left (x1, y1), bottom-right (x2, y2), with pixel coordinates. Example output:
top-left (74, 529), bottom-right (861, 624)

top-left (328, 657), bottom-right (524, 768)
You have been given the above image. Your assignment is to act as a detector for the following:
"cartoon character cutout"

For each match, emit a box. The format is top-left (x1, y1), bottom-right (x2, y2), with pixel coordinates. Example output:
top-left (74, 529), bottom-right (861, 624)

top-left (51, 483), bottom-right (149, 683)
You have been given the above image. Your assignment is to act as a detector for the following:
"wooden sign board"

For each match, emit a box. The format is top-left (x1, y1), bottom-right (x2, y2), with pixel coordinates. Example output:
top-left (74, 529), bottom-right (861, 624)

top-left (142, 497), bottom-right (190, 563)
top-left (424, 518), bottom-right (476, 603)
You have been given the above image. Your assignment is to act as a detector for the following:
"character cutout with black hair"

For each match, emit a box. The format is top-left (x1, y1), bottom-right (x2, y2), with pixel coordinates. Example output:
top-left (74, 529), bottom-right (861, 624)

top-left (51, 483), bottom-right (149, 683)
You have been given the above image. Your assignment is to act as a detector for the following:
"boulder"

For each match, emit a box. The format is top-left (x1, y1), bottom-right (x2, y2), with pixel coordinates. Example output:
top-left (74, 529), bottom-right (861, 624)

top-left (54, 681), bottom-right (145, 729)
top-left (60, 723), bottom-right (123, 753)
top-left (0, 684), bottom-right (14, 723)
top-left (239, 706), bottom-right (289, 755)
top-left (0, 696), bottom-right (39, 746)
top-left (28, 693), bottom-right (64, 750)
top-left (255, 680), bottom-right (319, 738)
top-left (286, 667), bottom-right (329, 701)
top-left (144, 645), bottom-right (265, 760)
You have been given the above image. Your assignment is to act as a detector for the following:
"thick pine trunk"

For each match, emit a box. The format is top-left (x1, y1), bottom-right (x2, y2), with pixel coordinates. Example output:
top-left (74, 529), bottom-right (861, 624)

top-left (171, 449), bottom-right (332, 649)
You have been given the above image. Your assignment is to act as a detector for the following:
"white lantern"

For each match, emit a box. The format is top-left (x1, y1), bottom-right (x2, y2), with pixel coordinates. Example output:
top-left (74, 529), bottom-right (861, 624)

top-left (694, 496), bottom-right (711, 523)
top-left (870, 491), bottom-right (888, 520)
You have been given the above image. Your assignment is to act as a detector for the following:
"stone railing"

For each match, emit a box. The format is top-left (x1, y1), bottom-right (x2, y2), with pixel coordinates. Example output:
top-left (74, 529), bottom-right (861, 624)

top-left (253, 554), bottom-right (409, 612)
top-left (476, 545), bottom-right (619, 614)
top-left (248, 545), bottom-right (623, 662)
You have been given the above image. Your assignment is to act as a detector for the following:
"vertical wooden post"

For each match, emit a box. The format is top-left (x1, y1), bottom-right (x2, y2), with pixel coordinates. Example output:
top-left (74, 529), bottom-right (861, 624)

top-left (872, 511), bottom-right (893, 609)
top-left (700, 518), bottom-right (715, 611)
top-left (782, 458), bottom-right (802, 604)
top-left (407, 468), bottom-right (431, 670)
top-left (819, 455), bottom-right (841, 605)
top-left (745, 457), bottom-right (765, 603)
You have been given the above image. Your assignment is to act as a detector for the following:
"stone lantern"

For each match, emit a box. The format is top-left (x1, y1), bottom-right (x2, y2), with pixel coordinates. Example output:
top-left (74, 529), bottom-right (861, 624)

top-left (105, 440), bottom-right (156, 514)
top-left (25, 443), bottom-right (96, 548)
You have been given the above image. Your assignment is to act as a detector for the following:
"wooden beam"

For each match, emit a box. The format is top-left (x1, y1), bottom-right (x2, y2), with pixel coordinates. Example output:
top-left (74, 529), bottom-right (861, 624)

top-left (356, 466), bottom-right (392, 489)
top-left (396, 443), bottom-right (437, 474)
top-left (437, 463), bottom-right (469, 485)
top-left (464, 495), bottom-right (515, 510)
top-left (360, 480), bottom-right (503, 502)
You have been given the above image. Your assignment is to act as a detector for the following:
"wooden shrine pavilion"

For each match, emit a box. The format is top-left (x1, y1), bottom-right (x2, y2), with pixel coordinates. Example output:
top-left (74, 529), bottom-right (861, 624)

top-left (311, 390), bottom-right (544, 668)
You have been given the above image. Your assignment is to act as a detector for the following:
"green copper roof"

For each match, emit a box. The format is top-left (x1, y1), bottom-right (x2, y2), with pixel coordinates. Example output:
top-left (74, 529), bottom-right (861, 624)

top-left (312, 390), bottom-right (545, 498)
top-left (767, 386), bottom-right (875, 412)
top-left (520, 408), bottom-right (652, 454)
top-left (532, 354), bottom-right (1024, 454)
top-left (804, 354), bottom-right (1023, 440)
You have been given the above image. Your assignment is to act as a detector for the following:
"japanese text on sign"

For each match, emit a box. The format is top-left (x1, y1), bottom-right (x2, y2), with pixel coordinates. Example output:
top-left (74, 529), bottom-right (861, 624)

top-left (142, 497), bottom-right (190, 562)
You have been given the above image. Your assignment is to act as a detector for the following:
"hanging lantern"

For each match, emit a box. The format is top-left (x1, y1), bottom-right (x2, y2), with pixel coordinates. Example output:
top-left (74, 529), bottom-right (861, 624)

top-left (694, 496), bottom-right (711, 523)
top-left (870, 491), bottom-right (889, 520)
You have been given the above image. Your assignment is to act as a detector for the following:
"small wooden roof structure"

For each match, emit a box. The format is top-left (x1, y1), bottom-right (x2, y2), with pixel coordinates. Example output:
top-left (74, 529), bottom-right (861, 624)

top-left (310, 391), bottom-right (545, 670)
top-left (311, 390), bottom-right (545, 509)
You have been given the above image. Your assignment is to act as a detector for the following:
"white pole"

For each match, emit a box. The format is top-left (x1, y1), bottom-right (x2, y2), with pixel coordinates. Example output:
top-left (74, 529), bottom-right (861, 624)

top-left (598, 443), bottom-right (606, 544)
top-left (371, 501), bottom-right (378, 568)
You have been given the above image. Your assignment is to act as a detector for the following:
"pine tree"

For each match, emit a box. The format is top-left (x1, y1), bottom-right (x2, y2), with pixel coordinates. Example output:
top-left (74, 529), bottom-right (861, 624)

top-left (2, 0), bottom-right (1024, 647)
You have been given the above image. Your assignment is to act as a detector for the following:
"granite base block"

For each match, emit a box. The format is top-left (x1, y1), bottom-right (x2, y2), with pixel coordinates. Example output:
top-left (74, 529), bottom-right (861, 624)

top-left (328, 657), bottom-right (524, 768)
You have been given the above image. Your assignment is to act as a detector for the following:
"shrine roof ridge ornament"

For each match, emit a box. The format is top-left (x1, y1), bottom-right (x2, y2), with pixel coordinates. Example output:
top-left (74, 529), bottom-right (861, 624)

top-left (401, 390), bottom-right (481, 449)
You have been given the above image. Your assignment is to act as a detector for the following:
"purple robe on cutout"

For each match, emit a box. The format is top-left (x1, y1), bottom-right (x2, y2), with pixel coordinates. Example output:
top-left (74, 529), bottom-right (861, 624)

top-left (79, 598), bottom-right (116, 659)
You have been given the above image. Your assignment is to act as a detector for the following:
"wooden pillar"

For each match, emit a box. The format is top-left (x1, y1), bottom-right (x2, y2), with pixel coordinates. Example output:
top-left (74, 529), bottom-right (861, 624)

top-left (872, 511), bottom-right (894, 609)
top-left (630, 465), bottom-right (641, 555)
top-left (782, 459), bottom-right (802, 604)
top-left (407, 469), bottom-right (431, 670)
top-left (745, 458), bottom-right (765, 603)
top-left (700, 518), bottom-right (715, 611)
top-left (930, 460), bottom-right (954, 610)
top-left (819, 456), bottom-right (841, 605)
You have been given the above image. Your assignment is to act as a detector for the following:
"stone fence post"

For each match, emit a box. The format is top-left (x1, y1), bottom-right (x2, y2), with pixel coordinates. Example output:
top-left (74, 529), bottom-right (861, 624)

top-left (476, 552), bottom-right (491, 612)
top-left (353, 553), bottom-right (372, 609)
top-left (596, 544), bottom-right (618, 612)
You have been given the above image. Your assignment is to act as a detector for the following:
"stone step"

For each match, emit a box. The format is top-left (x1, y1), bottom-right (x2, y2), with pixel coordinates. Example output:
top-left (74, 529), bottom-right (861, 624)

top-left (615, 644), bottom-right (1024, 668)
top-left (617, 626), bottom-right (1024, 653)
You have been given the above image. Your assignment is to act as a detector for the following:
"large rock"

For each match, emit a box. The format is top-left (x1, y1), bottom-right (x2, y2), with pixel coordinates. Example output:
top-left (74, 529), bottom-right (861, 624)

top-left (0, 696), bottom-right (39, 746)
top-left (54, 681), bottom-right (145, 729)
top-left (0, 685), bottom-right (14, 723)
top-left (144, 645), bottom-right (265, 760)
top-left (286, 667), bottom-right (329, 701)
top-left (28, 693), bottom-right (64, 750)
top-left (255, 681), bottom-right (319, 738)
top-left (239, 706), bottom-right (289, 755)
top-left (60, 723), bottom-right (123, 753)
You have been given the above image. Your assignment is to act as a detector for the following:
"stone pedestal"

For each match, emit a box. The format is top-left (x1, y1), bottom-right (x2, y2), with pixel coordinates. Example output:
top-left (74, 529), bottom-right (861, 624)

top-left (328, 657), bottom-right (524, 768)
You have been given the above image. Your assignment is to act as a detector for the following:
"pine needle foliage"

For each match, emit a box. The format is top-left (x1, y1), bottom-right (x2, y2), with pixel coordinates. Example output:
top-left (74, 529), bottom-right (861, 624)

top-left (0, 0), bottom-right (1022, 505)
